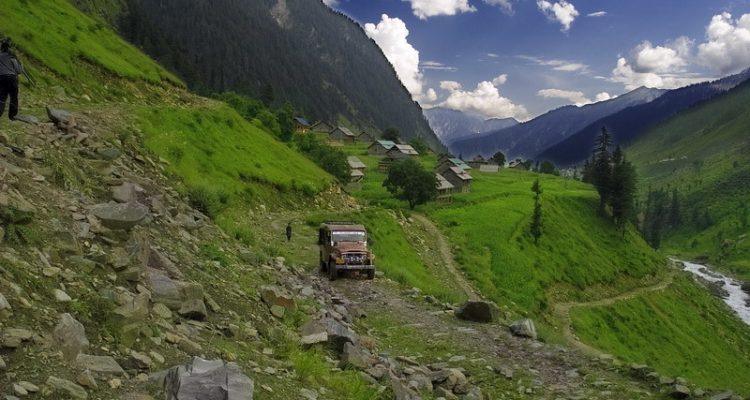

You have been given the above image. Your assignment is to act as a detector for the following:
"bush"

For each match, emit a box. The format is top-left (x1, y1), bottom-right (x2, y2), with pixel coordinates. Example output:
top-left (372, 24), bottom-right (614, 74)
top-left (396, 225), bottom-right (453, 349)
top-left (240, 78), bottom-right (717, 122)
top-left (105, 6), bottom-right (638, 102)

top-left (188, 186), bottom-right (223, 218)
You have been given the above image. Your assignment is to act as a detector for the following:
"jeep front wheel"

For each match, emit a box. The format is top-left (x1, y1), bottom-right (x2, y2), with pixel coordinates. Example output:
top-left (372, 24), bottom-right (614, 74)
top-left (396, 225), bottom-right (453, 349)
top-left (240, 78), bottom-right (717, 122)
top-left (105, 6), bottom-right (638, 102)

top-left (328, 261), bottom-right (338, 281)
top-left (366, 270), bottom-right (375, 280)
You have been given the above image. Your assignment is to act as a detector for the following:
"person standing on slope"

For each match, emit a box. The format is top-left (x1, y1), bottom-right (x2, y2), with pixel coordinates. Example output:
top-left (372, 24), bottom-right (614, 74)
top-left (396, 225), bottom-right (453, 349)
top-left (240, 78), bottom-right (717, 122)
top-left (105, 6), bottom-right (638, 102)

top-left (0, 38), bottom-right (25, 121)
top-left (286, 222), bottom-right (293, 242)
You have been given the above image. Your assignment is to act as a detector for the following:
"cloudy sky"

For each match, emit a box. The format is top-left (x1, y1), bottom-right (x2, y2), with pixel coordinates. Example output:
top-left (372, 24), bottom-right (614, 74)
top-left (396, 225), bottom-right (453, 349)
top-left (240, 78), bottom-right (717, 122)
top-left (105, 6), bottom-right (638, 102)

top-left (325, 0), bottom-right (750, 120)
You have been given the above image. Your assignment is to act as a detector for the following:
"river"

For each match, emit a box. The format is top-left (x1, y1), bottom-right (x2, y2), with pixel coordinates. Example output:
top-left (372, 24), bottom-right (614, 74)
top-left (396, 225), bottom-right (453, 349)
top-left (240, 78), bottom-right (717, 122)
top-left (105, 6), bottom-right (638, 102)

top-left (679, 260), bottom-right (750, 325)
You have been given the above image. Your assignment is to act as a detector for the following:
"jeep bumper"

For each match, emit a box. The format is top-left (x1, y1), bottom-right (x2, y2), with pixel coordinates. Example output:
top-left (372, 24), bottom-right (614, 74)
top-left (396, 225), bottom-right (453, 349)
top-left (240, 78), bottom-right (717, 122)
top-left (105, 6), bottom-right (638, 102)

top-left (335, 264), bottom-right (375, 271)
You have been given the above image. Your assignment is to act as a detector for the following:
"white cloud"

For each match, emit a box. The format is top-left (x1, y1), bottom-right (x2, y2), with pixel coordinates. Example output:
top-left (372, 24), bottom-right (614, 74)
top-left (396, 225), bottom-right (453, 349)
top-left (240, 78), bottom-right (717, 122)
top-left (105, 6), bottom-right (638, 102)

top-left (537, 88), bottom-right (590, 106)
top-left (492, 74), bottom-right (508, 85)
top-left (537, 0), bottom-right (579, 32)
top-left (595, 92), bottom-right (613, 102)
top-left (322, 0), bottom-right (339, 7)
top-left (587, 11), bottom-right (606, 17)
top-left (697, 12), bottom-right (750, 74)
top-left (441, 80), bottom-right (529, 120)
top-left (421, 61), bottom-right (458, 71)
top-left (440, 80), bottom-right (463, 91)
top-left (483, 0), bottom-right (514, 14)
top-left (631, 38), bottom-right (692, 73)
top-left (364, 15), bottom-right (437, 104)
top-left (611, 57), bottom-right (704, 90)
top-left (486, 53), bottom-right (500, 58)
top-left (517, 55), bottom-right (589, 73)
top-left (405, 0), bottom-right (476, 20)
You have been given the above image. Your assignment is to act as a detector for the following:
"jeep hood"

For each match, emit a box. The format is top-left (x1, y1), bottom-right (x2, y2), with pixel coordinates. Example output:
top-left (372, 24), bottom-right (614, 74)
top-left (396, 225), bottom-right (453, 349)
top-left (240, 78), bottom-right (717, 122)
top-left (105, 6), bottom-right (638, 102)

top-left (335, 242), bottom-right (368, 253)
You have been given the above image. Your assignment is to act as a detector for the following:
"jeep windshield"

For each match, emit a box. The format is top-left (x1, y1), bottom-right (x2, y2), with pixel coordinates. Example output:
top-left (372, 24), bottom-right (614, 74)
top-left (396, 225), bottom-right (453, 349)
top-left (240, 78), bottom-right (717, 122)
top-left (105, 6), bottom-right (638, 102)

top-left (332, 231), bottom-right (366, 243)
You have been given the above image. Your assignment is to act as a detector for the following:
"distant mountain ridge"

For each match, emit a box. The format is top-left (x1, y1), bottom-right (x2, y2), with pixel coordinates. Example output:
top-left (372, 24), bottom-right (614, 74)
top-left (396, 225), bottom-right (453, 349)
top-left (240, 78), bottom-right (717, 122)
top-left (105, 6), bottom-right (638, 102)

top-left (423, 107), bottom-right (518, 145)
top-left (73, 0), bottom-right (442, 149)
top-left (538, 69), bottom-right (750, 167)
top-left (449, 86), bottom-right (665, 159)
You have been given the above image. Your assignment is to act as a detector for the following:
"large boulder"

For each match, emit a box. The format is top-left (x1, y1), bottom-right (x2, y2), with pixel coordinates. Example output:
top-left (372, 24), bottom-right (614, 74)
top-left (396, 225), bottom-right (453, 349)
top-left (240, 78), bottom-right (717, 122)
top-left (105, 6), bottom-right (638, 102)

top-left (163, 357), bottom-right (254, 400)
top-left (454, 301), bottom-right (497, 323)
top-left (147, 268), bottom-right (182, 309)
top-left (299, 320), bottom-right (328, 345)
top-left (0, 190), bottom-right (36, 224)
top-left (53, 313), bottom-right (90, 360)
top-left (339, 342), bottom-right (375, 370)
top-left (91, 202), bottom-right (150, 230)
top-left (509, 319), bottom-right (537, 340)
top-left (321, 317), bottom-right (358, 353)
top-left (46, 107), bottom-right (75, 128)
top-left (259, 286), bottom-right (296, 313)
top-left (671, 385), bottom-right (691, 399)
top-left (75, 354), bottom-right (126, 376)
top-left (46, 376), bottom-right (88, 399)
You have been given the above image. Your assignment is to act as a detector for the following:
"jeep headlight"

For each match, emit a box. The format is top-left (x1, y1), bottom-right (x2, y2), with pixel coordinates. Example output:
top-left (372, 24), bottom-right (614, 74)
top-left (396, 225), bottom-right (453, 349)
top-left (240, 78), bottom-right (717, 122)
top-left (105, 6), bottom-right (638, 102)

top-left (336, 257), bottom-right (345, 265)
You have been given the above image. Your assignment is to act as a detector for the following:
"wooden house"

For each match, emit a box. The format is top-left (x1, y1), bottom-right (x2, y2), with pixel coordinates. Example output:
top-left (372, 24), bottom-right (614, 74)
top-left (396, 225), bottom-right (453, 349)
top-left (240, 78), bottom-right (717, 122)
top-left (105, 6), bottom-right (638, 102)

top-left (294, 117), bottom-right (311, 133)
top-left (378, 157), bottom-right (395, 173)
top-left (437, 157), bottom-right (471, 173)
top-left (438, 164), bottom-right (473, 193)
top-left (479, 164), bottom-right (500, 173)
top-left (347, 156), bottom-right (366, 183)
top-left (329, 127), bottom-right (356, 144)
top-left (357, 131), bottom-right (375, 144)
top-left (436, 173), bottom-right (455, 202)
top-left (368, 140), bottom-right (396, 156)
top-left (508, 159), bottom-right (528, 170)
top-left (467, 155), bottom-right (488, 169)
top-left (386, 144), bottom-right (419, 159)
top-left (310, 121), bottom-right (335, 134)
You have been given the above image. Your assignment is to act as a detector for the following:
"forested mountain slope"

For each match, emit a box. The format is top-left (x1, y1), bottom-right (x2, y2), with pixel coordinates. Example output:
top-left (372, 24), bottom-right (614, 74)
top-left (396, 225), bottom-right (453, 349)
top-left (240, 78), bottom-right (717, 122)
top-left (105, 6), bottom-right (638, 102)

top-left (73, 0), bottom-right (442, 149)
top-left (449, 87), bottom-right (665, 159)
top-left (627, 79), bottom-right (750, 280)
top-left (539, 69), bottom-right (750, 167)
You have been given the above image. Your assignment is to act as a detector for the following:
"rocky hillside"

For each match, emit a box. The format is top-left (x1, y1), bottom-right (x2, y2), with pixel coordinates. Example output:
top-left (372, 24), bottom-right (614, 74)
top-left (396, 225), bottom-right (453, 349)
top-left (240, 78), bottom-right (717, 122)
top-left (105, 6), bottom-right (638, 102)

top-left (71, 0), bottom-right (443, 150)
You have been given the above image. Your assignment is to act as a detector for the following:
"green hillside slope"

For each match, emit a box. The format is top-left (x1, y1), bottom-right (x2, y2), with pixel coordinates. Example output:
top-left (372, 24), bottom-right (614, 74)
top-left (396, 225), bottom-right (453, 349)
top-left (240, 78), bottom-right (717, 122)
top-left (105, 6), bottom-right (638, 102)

top-left (628, 80), bottom-right (750, 279)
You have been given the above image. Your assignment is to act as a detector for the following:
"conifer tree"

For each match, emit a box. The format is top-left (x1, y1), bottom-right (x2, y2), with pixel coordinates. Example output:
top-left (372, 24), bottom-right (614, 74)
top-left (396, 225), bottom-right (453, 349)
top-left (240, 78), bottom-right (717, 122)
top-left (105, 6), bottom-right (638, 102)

top-left (592, 127), bottom-right (613, 211)
top-left (610, 146), bottom-right (637, 232)
top-left (530, 179), bottom-right (543, 244)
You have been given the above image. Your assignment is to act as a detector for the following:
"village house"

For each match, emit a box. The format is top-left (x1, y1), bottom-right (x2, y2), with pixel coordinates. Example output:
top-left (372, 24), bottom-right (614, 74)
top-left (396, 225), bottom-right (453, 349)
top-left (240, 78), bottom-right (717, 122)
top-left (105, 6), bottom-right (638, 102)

top-left (294, 117), bottom-right (311, 133)
top-left (357, 131), bottom-right (375, 144)
top-left (368, 140), bottom-right (396, 156)
top-left (437, 157), bottom-right (472, 172)
top-left (329, 126), bottom-right (356, 144)
top-left (378, 157), bottom-right (395, 173)
top-left (310, 121), bottom-right (334, 134)
top-left (436, 173), bottom-right (455, 202)
top-left (508, 158), bottom-right (528, 170)
top-left (347, 156), bottom-right (366, 183)
top-left (467, 155), bottom-right (488, 169)
top-left (386, 144), bottom-right (419, 159)
top-left (438, 163), bottom-right (473, 193)
top-left (479, 164), bottom-right (500, 173)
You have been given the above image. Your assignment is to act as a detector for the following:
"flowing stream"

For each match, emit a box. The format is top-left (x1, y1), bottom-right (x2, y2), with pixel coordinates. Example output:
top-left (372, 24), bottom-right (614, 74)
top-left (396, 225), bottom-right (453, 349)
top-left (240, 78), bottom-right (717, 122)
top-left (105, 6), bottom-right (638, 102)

top-left (678, 260), bottom-right (750, 325)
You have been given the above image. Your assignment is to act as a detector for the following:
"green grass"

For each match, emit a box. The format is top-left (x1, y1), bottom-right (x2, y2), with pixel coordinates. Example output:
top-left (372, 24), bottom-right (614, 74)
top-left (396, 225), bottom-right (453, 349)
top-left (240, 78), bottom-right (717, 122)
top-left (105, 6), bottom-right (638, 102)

top-left (137, 104), bottom-right (334, 242)
top-left (306, 209), bottom-right (464, 303)
top-left (0, 0), bottom-right (179, 86)
top-left (423, 170), bottom-right (665, 313)
top-left (571, 274), bottom-right (750, 395)
top-left (628, 81), bottom-right (750, 279)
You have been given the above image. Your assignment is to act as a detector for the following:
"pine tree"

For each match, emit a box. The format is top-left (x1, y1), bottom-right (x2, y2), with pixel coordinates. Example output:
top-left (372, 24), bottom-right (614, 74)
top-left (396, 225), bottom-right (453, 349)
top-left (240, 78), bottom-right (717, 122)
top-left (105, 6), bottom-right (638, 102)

top-left (609, 146), bottom-right (637, 232)
top-left (668, 189), bottom-right (681, 228)
top-left (592, 127), bottom-right (613, 211)
top-left (530, 179), bottom-right (543, 245)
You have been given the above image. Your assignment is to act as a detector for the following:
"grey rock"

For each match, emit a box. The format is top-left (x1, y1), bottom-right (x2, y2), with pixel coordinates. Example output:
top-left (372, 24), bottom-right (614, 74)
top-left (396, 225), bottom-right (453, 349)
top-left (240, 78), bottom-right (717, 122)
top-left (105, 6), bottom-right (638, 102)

top-left (91, 202), bottom-right (150, 230)
top-left (113, 182), bottom-right (140, 203)
top-left (321, 317), bottom-right (358, 353)
top-left (77, 370), bottom-right (98, 388)
top-left (1, 328), bottom-right (33, 348)
top-left (53, 288), bottom-right (72, 302)
top-left (46, 107), bottom-right (75, 127)
top-left (147, 268), bottom-right (182, 308)
top-left (671, 385), bottom-right (691, 399)
top-left (0, 292), bottom-right (10, 312)
top-left (455, 301), bottom-right (497, 323)
top-left (463, 386), bottom-right (483, 400)
top-left (710, 392), bottom-right (734, 400)
top-left (509, 319), bottom-right (537, 340)
top-left (388, 372), bottom-right (421, 400)
top-left (128, 351), bottom-right (154, 370)
top-left (300, 320), bottom-right (328, 345)
top-left (259, 286), bottom-right (296, 312)
top-left (46, 376), bottom-right (88, 399)
top-left (152, 303), bottom-right (173, 320)
top-left (75, 354), bottom-right (126, 376)
top-left (114, 292), bottom-right (150, 321)
top-left (53, 313), bottom-right (90, 360)
top-left (163, 357), bottom-right (254, 400)
top-left (178, 299), bottom-right (208, 321)
top-left (340, 342), bottom-right (374, 370)
top-left (12, 114), bottom-right (39, 125)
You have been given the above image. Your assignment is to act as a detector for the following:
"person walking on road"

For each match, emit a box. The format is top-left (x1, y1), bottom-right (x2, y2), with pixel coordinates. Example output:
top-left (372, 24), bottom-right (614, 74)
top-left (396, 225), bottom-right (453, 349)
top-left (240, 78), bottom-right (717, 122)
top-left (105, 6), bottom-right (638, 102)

top-left (0, 38), bottom-right (25, 121)
top-left (286, 222), bottom-right (292, 242)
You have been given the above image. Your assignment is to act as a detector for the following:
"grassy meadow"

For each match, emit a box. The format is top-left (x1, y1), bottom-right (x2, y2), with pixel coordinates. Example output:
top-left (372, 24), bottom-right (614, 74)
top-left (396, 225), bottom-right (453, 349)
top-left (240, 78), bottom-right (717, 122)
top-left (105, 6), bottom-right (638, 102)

top-left (571, 274), bottom-right (750, 395)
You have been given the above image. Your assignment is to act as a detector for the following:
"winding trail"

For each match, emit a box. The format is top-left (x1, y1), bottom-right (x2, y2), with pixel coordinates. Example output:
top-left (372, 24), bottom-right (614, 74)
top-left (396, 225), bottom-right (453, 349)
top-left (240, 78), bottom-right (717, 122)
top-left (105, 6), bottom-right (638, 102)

top-left (552, 270), bottom-right (676, 356)
top-left (411, 213), bottom-right (481, 301)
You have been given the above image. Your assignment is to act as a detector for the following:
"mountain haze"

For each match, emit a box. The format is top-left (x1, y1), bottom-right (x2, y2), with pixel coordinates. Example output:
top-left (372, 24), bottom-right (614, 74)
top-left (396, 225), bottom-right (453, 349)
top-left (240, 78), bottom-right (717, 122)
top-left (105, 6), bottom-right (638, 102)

top-left (449, 87), bottom-right (665, 160)
top-left (424, 107), bottom-right (518, 145)
top-left (538, 69), bottom-right (750, 167)
top-left (73, 0), bottom-right (442, 149)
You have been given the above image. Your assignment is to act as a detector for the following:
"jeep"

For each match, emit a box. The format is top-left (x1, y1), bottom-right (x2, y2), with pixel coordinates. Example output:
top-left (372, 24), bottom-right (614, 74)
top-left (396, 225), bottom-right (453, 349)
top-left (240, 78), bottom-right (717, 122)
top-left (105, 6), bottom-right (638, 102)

top-left (318, 222), bottom-right (375, 280)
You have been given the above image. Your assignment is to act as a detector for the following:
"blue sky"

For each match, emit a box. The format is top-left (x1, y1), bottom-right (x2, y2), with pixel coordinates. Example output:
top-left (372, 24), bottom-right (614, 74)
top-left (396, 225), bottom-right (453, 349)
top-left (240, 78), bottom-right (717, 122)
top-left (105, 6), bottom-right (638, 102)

top-left (326, 0), bottom-right (750, 120)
